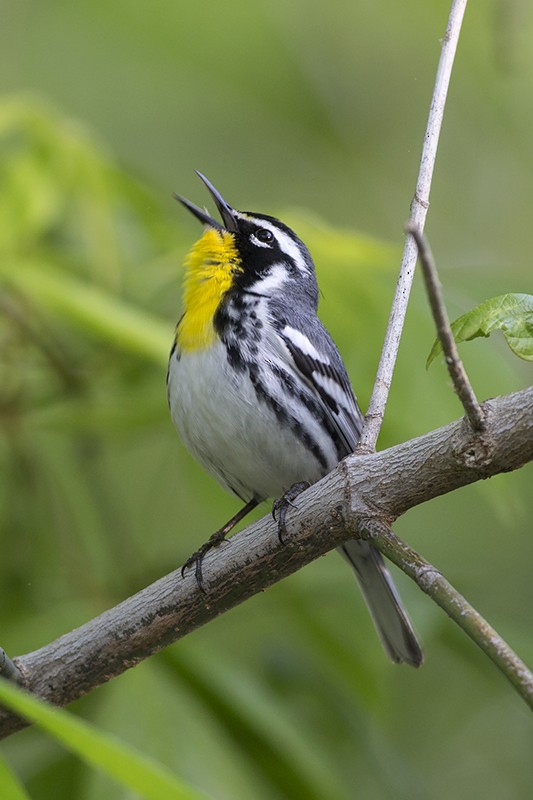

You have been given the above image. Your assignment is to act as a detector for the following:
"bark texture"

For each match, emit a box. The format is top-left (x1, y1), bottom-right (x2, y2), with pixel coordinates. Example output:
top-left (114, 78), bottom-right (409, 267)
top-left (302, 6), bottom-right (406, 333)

top-left (1, 385), bottom-right (531, 739)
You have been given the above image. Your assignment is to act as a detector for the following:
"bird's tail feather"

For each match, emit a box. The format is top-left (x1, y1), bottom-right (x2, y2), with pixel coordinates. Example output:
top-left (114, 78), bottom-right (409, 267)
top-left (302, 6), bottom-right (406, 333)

top-left (338, 539), bottom-right (423, 667)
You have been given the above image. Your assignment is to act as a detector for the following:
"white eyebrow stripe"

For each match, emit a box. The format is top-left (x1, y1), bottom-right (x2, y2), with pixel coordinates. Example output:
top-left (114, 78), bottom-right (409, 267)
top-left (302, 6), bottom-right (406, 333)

top-left (282, 326), bottom-right (330, 363)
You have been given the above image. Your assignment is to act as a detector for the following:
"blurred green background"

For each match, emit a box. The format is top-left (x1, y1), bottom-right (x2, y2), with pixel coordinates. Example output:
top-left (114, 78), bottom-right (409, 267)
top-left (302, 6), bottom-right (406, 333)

top-left (1, 0), bottom-right (532, 798)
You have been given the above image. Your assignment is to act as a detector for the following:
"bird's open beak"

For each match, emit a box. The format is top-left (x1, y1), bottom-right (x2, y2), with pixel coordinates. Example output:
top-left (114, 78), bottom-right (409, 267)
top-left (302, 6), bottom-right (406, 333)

top-left (173, 171), bottom-right (239, 233)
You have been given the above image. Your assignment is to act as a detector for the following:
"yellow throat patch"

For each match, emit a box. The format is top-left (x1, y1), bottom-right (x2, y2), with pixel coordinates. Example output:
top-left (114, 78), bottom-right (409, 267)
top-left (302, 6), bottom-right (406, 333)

top-left (177, 228), bottom-right (242, 352)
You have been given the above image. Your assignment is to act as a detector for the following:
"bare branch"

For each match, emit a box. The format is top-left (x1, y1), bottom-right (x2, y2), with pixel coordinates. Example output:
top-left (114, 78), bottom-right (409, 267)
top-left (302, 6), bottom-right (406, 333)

top-left (407, 223), bottom-right (485, 431)
top-left (1, 385), bottom-right (531, 739)
top-left (0, 648), bottom-right (22, 684)
top-left (357, 0), bottom-right (469, 453)
top-left (360, 520), bottom-right (533, 708)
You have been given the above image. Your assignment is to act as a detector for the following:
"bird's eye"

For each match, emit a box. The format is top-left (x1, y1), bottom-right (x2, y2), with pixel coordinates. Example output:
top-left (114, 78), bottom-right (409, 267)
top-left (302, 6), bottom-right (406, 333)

top-left (255, 228), bottom-right (274, 244)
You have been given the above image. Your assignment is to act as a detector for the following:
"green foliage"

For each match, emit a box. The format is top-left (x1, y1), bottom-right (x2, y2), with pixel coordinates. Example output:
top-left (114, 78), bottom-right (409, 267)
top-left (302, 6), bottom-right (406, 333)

top-left (0, 24), bottom-right (532, 796)
top-left (0, 679), bottom-right (208, 800)
top-left (0, 751), bottom-right (30, 800)
top-left (3, 259), bottom-right (169, 366)
top-left (427, 293), bottom-right (533, 366)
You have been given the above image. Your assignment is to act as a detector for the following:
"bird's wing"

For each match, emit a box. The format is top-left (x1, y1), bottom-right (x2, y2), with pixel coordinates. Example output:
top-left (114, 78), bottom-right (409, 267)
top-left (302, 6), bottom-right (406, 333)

top-left (278, 323), bottom-right (363, 454)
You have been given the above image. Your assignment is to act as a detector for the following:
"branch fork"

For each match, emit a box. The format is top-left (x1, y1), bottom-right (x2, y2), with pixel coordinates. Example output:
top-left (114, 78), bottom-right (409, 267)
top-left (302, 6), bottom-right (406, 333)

top-left (3, 0), bottom-right (533, 744)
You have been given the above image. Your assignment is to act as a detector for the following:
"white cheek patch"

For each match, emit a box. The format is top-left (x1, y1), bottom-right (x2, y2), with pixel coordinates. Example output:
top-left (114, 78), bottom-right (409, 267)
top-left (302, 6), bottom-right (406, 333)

top-left (250, 263), bottom-right (288, 295)
top-left (283, 326), bottom-right (330, 364)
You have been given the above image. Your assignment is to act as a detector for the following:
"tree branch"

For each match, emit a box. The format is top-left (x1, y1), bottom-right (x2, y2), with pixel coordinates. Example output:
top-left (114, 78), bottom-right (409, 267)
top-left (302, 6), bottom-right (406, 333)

top-left (359, 521), bottom-right (533, 707)
top-left (0, 648), bottom-right (22, 684)
top-left (407, 223), bottom-right (485, 431)
top-left (357, 0), bottom-right (469, 453)
top-left (1, 385), bottom-right (531, 739)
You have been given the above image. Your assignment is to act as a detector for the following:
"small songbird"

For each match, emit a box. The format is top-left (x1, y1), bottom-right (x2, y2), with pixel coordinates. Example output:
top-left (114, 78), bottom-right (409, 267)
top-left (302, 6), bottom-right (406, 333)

top-left (167, 172), bottom-right (423, 666)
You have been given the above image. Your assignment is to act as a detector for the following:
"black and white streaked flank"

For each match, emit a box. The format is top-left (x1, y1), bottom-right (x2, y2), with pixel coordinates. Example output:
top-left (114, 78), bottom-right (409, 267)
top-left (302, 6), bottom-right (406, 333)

top-left (168, 173), bottom-right (423, 667)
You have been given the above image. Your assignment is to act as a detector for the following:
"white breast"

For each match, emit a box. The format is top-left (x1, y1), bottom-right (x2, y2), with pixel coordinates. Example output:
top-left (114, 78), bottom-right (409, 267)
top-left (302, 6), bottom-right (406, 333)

top-left (167, 340), bottom-right (335, 501)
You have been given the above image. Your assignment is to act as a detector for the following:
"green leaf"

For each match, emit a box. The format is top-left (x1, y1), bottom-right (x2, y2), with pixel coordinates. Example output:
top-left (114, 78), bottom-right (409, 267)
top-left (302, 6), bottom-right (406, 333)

top-left (161, 649), bottom-right (348, 800)
top-left (427, 293), bottom-right (533, 367)
top-left (1, 258), bottom-right (170, 367)
top-left (0, 752), bottom-right (31, 800)
top-left (0, 678), bottom-right (209, 800)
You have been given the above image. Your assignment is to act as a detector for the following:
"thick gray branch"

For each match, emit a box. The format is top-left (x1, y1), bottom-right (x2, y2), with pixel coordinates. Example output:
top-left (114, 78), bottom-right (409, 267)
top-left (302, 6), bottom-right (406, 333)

top-left (1, 385), bottom-right (532, 739)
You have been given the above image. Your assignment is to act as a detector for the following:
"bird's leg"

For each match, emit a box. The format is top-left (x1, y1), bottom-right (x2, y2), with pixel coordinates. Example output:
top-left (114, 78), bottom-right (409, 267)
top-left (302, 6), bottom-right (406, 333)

top-left (181, 498), bottom-right (259, 592)
top-left (272, 481), bottom-right (310, 543)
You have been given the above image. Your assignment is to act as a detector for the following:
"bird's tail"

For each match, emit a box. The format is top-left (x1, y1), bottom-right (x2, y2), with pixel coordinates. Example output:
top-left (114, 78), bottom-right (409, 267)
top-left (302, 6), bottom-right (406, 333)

top-left (338, 539), bottom-right (423, 667)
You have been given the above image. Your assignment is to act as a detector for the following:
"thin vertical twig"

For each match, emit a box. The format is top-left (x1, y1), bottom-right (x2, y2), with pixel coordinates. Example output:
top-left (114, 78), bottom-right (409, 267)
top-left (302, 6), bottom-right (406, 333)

top-left (406, 224), bottom-right (485, 430)
top-left (356, 0), bottom-right (469, 453)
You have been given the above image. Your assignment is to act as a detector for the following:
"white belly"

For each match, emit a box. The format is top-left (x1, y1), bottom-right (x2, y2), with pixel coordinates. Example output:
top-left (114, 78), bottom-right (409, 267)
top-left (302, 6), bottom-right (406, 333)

top-left (167, 341), bottom-right (333, 501)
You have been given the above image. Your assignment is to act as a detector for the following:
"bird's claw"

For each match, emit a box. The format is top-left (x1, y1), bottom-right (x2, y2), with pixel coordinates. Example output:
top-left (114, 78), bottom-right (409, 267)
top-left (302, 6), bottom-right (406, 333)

top-left (272, 481), bottom-right (310, 543)
top-left (181, 529), bottom-right (230, 592)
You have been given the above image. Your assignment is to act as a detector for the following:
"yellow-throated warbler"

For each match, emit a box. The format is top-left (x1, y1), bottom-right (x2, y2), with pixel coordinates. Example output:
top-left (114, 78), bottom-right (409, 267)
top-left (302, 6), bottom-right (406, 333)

top-left (167, 172), bottom-right (423, 667)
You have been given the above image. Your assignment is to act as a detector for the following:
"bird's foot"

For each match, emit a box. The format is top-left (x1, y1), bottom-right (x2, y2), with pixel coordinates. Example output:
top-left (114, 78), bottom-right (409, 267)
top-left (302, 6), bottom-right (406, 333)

top-left (181, 498), bottom-right (260, 592)
top-left (272, 481), bottom-right (310, 543)
top-left (181, 529), bottom-right (229, 593)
